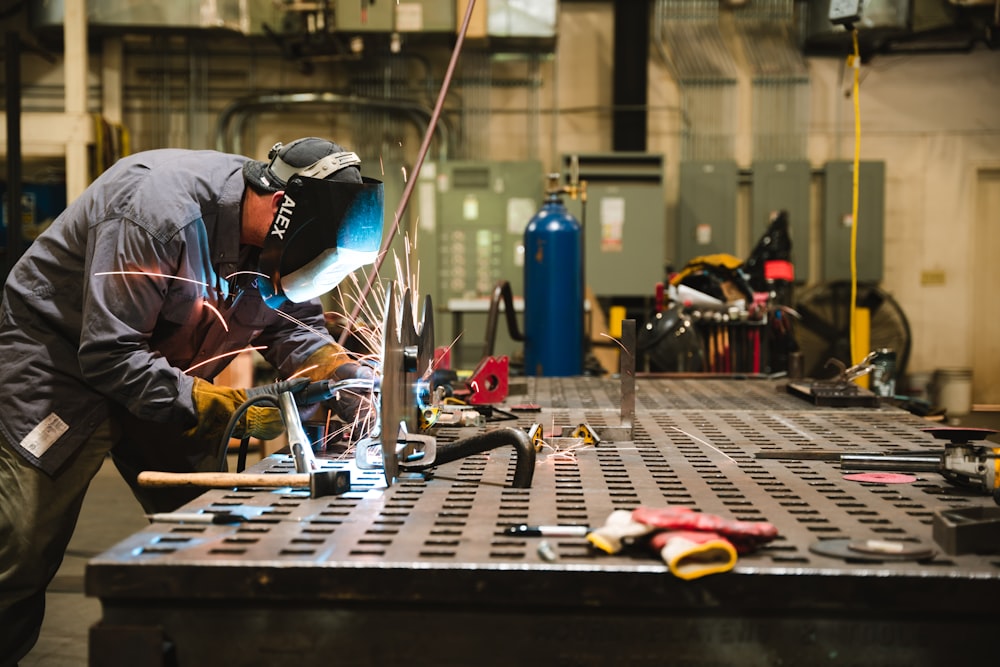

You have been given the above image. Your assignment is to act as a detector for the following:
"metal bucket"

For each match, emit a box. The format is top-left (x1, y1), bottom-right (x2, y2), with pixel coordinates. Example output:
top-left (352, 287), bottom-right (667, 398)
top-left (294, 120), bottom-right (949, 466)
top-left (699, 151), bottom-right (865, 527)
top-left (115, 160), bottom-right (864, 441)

top-left (931, 368), bottom-right (973, 418)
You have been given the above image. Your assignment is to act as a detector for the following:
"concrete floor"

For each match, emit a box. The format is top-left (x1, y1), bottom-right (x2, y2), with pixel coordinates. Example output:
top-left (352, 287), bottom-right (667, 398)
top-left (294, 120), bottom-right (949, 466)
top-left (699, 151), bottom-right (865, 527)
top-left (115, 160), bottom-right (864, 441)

top-left (19, 409), bottom-right (1000, 665)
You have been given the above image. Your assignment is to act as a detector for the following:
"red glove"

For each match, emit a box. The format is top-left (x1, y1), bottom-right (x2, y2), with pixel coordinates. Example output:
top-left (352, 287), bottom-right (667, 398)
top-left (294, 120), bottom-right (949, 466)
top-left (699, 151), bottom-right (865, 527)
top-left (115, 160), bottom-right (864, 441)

top-left (631, 506), bottom-right (778, 553)
top-left (649, 530), bottom-right (738, 580)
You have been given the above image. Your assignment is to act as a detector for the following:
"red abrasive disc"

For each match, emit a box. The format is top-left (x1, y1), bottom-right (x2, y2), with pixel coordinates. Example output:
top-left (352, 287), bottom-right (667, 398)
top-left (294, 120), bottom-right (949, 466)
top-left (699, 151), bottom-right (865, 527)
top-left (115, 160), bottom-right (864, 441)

top-left (843, 472), bottom-right (917, 484)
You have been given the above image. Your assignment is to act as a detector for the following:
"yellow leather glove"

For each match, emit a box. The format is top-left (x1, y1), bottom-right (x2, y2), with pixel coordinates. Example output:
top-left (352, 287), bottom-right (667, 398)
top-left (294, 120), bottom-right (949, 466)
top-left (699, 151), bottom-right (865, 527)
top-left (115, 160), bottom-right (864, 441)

top-left (296, 345), bottom-right (376, 426)
top-left (296, 344), bottom-right (354, 382)
top-left (184, 377), bottom-right (285, 443)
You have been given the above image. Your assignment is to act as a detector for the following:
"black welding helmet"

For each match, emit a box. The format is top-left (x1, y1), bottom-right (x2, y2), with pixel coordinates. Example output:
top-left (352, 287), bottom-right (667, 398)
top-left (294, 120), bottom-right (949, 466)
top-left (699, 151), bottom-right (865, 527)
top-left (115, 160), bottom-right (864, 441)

top-left (638, 303), bottom-right (705, 373)
top-left (258, 174), bottom-right (384, 308)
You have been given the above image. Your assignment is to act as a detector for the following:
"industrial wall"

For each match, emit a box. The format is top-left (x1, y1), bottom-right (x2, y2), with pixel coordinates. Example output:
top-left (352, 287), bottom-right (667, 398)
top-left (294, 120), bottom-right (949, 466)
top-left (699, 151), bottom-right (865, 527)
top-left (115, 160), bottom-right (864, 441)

top-left (6, 1), bottom-right (1000, 401)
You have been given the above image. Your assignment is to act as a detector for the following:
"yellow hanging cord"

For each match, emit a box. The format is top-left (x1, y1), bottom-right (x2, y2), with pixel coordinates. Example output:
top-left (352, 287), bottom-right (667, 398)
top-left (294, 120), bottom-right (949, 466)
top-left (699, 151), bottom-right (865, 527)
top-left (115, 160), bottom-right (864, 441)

top-left (849, 28), bottom-right (862, 366)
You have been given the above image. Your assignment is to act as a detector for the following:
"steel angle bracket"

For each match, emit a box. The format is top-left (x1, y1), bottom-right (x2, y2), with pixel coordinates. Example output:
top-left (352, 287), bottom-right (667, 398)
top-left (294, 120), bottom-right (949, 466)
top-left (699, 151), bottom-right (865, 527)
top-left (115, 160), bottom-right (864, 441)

top-left (376, 283), bottom-right (437, 486)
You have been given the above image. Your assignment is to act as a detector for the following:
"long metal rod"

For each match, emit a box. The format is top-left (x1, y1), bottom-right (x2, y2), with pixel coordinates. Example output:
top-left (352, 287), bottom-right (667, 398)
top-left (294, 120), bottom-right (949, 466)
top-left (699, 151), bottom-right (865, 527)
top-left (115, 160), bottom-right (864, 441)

top-left (340, 0), bottom-right (478, 346)
top-left (5, 30), bottom-right (23, 281)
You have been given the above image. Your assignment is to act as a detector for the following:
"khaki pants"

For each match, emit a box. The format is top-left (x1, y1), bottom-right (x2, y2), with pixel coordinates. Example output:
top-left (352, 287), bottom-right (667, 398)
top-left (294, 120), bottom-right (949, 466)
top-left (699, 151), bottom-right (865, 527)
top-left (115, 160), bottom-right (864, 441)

top-left (0, 416), bottom-right (218, 665)
top-left (0, 420), bottom-right (118, 667)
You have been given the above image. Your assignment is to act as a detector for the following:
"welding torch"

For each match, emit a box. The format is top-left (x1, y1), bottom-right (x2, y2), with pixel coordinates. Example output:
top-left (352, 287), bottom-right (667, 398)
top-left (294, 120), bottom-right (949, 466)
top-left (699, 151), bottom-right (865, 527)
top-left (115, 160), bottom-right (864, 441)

top-left (218, 374), bottom-right (380, 473)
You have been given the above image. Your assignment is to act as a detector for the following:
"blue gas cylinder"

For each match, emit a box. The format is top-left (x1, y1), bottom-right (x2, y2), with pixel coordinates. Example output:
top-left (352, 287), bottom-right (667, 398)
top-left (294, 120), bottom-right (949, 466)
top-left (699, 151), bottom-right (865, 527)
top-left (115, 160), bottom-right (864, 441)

top-left (523, 179), bottom-right (583, 376)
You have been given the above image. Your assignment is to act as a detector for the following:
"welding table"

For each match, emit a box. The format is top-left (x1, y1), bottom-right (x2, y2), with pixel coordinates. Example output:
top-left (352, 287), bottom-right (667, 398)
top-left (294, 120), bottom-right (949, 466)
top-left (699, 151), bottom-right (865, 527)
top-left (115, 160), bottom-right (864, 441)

top-left (87, 377), bottom-right (1000, 666)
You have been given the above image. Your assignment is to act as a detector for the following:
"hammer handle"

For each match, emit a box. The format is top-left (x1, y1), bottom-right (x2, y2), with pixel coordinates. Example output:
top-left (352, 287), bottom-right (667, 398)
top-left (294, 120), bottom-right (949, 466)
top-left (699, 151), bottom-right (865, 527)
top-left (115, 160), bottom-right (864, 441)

top-left (137, 471), bottom-right (311, 489)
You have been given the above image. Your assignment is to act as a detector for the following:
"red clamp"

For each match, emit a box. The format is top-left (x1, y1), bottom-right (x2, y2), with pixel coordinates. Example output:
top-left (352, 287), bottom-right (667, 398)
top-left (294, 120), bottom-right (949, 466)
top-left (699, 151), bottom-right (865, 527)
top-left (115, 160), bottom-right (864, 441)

top-left (465, 355), bottom-right (509, 405)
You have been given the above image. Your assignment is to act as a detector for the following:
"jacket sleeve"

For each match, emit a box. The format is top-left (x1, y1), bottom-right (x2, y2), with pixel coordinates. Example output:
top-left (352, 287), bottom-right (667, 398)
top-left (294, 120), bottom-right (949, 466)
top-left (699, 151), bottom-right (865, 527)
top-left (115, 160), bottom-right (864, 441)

top-left (76, 217), bottom-right (201, 428)
top-left (252, 297), bottom-right (349, 379)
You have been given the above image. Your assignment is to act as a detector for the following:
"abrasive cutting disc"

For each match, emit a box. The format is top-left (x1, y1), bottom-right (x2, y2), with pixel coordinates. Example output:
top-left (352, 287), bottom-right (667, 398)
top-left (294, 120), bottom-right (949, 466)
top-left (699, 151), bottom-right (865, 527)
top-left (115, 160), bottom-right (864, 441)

top-left (809, 538), bottom-right (935, 562)
top-left (843, 472), bottom-right (917, 484)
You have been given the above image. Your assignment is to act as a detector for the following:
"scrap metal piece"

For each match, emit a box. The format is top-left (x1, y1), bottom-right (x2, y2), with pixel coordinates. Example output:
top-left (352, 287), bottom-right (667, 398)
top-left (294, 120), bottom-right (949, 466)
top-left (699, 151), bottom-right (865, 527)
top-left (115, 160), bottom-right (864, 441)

top-left (933, 506), bottom-right (1000, 555)
top-left (620, 319), bottom-right (636, 435)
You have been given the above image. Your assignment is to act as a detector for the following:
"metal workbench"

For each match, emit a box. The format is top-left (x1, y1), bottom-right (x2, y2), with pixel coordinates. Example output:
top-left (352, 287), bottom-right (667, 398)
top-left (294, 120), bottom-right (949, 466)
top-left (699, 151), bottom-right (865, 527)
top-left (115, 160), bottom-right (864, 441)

top-left (87, 378), bottom-right (1000, 666)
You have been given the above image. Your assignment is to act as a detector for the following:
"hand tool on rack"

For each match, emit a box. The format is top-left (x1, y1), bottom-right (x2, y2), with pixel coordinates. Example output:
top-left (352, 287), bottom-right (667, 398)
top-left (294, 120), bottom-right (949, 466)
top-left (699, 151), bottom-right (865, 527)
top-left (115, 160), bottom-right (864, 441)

top-left (840, 426), bottom-right (1000, 502)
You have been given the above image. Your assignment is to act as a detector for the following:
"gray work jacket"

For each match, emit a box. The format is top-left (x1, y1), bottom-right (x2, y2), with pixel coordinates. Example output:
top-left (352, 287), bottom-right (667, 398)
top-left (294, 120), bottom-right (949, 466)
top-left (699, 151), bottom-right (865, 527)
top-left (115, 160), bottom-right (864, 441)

top-left (0, 149), bottom-right (330, 475)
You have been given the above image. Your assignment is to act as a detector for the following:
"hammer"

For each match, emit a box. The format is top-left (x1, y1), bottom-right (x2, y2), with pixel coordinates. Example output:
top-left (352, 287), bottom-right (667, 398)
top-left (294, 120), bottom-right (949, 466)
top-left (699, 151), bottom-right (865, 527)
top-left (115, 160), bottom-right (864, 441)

top-left (136, 469), bottom-right (351, 498)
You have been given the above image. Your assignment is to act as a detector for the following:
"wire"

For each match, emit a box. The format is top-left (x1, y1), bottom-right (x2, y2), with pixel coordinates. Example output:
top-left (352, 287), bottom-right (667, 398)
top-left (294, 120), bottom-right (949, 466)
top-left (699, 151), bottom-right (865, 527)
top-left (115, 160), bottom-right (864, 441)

top-left (217, 394), bottom-right (280, 472)
top-left (849, 28), bottom-right (862, 368)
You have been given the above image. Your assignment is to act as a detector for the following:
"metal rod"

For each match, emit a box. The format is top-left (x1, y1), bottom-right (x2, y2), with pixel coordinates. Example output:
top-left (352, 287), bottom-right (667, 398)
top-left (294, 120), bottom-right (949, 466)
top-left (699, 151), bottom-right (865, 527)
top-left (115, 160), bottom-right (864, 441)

top-left (340, 0), bottom-right (478, 346)
top-left (5, 30), bottom-right (23, 280)
top-left (840, 454), bottom-right (942, 473)
top-left (620, 319), bottom-right (636, 432)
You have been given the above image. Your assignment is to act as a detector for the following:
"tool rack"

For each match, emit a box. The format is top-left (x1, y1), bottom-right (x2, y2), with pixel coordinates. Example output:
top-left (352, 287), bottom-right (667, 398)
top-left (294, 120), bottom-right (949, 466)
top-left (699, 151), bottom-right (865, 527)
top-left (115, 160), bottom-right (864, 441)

top-left (87, 377), bottom-right (1000, 666)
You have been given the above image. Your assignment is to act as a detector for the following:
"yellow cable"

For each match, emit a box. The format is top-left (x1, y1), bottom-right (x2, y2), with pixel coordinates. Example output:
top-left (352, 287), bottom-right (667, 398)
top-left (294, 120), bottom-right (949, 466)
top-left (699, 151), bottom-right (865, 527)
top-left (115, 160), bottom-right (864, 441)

top-left (849, 29), bottom-right (862, 366)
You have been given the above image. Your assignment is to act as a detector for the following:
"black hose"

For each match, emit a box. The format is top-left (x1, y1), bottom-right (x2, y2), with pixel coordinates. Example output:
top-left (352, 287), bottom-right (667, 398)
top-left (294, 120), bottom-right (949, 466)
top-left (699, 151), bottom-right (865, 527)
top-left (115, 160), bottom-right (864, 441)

top-left (483, 281), bottom-right (525, 358)
top-left (217, 394), bottom-right (280, 472)
top-left (405, 427), bottom-right (536, 488)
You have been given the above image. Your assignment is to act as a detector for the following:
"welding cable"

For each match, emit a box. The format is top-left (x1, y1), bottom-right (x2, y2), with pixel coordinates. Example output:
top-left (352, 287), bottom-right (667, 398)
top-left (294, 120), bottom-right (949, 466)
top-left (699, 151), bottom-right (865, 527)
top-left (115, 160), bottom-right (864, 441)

top-left (217, 377), bottom-right (308, 472)
top-left (219, 377), bottom-right (380, 471)
top-left (217, 393), bottom-right (281, 472)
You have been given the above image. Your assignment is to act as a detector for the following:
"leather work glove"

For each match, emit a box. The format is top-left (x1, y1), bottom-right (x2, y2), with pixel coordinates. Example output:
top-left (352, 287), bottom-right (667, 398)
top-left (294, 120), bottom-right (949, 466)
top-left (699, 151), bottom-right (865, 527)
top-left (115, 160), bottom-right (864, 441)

top-left (630, 505), bottom-right (778, 553)
top-left (648, 530), bottom-right (738, 580)
top-left (587, 509), bottom-right (654, 554)
top-left (297, 345), bottom-right (377, 427)
top-left (183, 377), bottom-right (285, 445)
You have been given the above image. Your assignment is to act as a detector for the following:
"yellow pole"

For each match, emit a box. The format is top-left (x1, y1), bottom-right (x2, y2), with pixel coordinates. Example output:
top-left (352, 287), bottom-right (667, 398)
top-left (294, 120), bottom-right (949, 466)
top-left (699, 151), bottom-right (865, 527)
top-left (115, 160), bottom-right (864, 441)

top-left (853, 307), bottom-right (870, 388)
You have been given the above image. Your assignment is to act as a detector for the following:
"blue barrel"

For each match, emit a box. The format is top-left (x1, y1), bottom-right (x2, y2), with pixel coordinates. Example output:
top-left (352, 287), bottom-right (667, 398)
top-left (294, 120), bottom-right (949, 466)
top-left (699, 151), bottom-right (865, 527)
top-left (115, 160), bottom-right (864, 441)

top-left (523, 187), bottom-right (583, 376)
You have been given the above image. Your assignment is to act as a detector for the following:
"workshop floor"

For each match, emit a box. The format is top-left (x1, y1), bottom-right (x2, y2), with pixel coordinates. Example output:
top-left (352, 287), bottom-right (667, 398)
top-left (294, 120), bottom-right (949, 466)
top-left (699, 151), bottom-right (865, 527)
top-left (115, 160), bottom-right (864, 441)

top-left (19, 409), bottom-right (1000, 665)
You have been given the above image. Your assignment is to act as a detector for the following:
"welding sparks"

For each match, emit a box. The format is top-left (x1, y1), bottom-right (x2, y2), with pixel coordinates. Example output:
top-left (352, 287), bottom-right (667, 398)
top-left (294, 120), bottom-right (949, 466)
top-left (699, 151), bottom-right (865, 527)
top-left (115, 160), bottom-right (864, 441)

top-left (272, 309), bottom-right (336, 346)
top-left (668, 426), bottom-right (738, 466)
top-left (600, 333), bottom-right (628, 352)
top-left (94, 271), bottom-right (210, 288)
top-left (202, 299), bottom-right (229, 332)
top-left (185, 346), bottom-right (266, 374)
top-left (224, 270), bottom-right (268, 281)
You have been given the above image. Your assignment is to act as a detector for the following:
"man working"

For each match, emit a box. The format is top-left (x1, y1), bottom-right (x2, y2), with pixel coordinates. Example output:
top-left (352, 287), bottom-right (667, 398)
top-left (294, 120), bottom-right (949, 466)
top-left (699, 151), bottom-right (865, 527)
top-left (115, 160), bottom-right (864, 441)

top-left (0, 137), bottom-right (383, 665)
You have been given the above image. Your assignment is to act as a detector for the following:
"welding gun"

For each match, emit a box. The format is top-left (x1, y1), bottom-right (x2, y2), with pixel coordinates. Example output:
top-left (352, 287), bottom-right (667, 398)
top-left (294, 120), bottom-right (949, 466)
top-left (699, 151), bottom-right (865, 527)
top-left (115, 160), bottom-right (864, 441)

top-left (219, 375), bottom-right (380, 473)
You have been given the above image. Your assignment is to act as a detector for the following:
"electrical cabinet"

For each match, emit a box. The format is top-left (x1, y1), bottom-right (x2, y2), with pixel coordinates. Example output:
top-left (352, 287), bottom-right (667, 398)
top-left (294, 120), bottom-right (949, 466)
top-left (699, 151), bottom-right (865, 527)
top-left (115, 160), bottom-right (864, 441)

top-left (751, 160), bottom-right (811, 282)
top-left (560, 153), bottom-right (667, 297)
top-left (822, 160), bottom-right (885, 283)
top-left (414, 161), bottom-right (542, 364)
top-left (676, 160), bottom-right (739, 268)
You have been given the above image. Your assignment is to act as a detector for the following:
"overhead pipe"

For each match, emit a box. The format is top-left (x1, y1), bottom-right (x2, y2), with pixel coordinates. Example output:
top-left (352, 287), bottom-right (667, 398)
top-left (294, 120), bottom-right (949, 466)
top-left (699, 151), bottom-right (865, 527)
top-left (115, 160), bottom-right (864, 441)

top-left (214, 91), bottom-right (452, 160)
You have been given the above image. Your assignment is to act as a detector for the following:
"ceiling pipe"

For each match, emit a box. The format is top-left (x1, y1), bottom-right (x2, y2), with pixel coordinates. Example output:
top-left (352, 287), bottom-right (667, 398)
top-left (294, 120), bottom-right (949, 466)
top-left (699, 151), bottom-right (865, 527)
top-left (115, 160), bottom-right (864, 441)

top-left (214, 91), bottom-right (451, 160)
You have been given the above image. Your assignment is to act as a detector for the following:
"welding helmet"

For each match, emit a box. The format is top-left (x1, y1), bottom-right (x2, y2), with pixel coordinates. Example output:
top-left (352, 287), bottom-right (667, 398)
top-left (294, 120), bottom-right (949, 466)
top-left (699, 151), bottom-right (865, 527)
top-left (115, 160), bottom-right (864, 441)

top-left (638, 303), bottom-right (705, 373)
top-left (250, 139), bottom-right (385, 308)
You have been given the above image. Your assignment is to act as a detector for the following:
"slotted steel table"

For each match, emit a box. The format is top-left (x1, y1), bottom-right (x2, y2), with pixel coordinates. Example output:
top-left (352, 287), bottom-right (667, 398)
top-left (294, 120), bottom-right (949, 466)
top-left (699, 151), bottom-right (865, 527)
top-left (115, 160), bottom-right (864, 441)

top-left (87, 378), bottom-right (1000, 666)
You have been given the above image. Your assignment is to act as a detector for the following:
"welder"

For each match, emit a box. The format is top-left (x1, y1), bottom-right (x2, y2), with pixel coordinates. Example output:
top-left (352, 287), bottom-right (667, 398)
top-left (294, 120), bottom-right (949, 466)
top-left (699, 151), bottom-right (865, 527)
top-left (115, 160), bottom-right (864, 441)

top-left (0, 136), bottom-right (383, 665)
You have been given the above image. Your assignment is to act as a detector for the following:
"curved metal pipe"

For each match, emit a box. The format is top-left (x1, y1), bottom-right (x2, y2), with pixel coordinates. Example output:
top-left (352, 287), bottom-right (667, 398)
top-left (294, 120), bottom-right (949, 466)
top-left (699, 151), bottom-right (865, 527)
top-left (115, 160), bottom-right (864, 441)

top-left (214, 91), bottom-right (451, 160)
top-left (483, 280), bottom-right (525, 359)
top-left (405, 427), bottom-right (536, 489)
